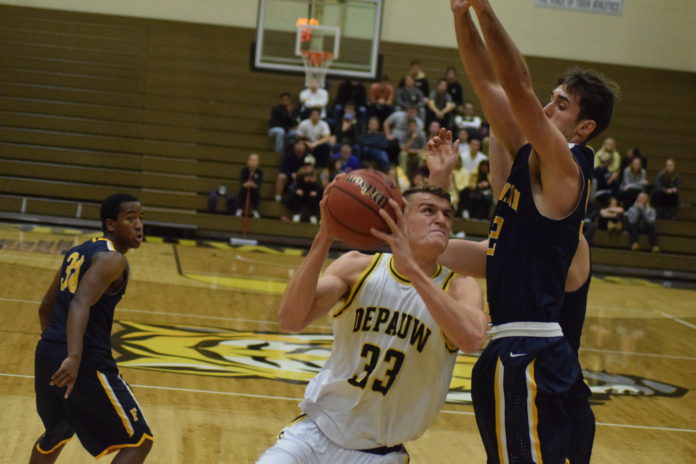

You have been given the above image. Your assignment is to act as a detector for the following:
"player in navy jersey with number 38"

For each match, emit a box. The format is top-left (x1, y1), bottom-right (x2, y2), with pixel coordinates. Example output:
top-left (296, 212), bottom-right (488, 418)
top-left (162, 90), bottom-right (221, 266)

top-left (30, 194), bottom-right (152, 463)
top-left (422, 1), bottom-right (619, 463)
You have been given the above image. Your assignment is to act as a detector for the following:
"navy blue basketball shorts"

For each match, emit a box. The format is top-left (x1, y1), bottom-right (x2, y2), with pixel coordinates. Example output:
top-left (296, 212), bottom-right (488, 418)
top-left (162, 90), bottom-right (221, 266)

top-left (34, 339), bottom-right (153, 458)
top-left (472, 323), bottom-right (588, 464)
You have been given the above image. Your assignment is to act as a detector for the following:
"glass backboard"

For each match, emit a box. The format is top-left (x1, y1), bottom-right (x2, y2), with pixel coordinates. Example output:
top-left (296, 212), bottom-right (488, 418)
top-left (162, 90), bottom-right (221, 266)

top-left (254, 0), bottom-right (383, 80)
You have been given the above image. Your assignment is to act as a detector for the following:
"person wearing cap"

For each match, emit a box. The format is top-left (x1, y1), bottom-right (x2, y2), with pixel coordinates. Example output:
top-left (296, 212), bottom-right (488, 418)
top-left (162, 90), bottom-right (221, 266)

top-left (287, 154), bottom-right (323, 224)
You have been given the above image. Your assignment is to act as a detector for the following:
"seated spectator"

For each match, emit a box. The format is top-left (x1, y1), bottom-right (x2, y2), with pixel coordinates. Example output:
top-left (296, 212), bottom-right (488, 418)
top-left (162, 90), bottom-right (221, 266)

top-left (287, 155), bottom-right (322, 224)
top-left (592, 150), bottom-right (620, 203)
top-left (427, 79), bottom-right (457, 129)
top-left (297, 108), bottom-right (332, 168)
top-left (332, 79), bottom-right (367, 131)
top-left (444, 66), bottom-right (464, 107)
top-left (383, 107), bottom-right (424, 147)
top-left (236, 153), bottom-right (263, 218)
top-left (411, 171), bottom-right (427, 188)
top-left (456, 128), bottom-right (470, 158)
top-left (426, 121), bottom-right (442, 140)
top-left (620, 157), bottom-right (649, 208)
top-left (399, 60), bottom-right (430, 98)
top-left (398, 119), bottom-right (427, 180)
top-left (357, 116), bottom-right (390, 173)
top-left (620, 146), bottom-right (648, 173)
top-left (652, 158), bottom-right (680, 219)
top-left (459, 137), bottom-right (487, 174)
top-left (626, 192), bottom-right (659, 252)
top-left (331, 144), bottom-right (360, 175)
top-left (207, 184), bottom-right (235, 214)
top-left (594, 137), bottom-right (621, 184)
top-left (333, 112), bottom-right (359, 148)
top-left (275, 139), bottom-right (308, 201)
top-left (448, 155), bottom-right (470, 214)
top-left (268, 92), bottom-right (298, 154)
top-left (299, 79), bottom-right (329, 119)
top-left (388, 165), bottom-right (410, 192)
top-left (468, 159), bottom-right (494, 220)
top-left (367, 74), bottom-right (395, 123)
top-left (453, 102), bottom-right (483, 139)
top-left (395, 75), bottom-right (425, 119)
top-left (598, 196), bottom-right (624, 234)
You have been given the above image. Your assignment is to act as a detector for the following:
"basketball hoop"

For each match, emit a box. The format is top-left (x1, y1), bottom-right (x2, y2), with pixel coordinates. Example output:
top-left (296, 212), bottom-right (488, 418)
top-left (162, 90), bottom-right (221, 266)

top-left (300, 51), bottom-right (334, 88)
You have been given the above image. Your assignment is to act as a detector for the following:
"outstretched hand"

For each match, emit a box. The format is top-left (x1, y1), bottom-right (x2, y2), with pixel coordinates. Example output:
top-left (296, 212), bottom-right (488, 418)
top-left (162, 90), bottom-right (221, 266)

top-left (426, 128), bottom-right (459, 189)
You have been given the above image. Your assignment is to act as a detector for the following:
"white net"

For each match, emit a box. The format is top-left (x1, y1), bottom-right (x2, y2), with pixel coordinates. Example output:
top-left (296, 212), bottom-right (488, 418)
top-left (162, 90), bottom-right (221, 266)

top-left (300, 51), bottom-right (334, 88)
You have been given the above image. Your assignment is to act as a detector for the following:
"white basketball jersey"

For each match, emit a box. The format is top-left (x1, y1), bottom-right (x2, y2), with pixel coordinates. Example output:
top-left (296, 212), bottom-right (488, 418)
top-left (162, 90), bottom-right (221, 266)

top-left (300, 253), bottom-right (459, 449)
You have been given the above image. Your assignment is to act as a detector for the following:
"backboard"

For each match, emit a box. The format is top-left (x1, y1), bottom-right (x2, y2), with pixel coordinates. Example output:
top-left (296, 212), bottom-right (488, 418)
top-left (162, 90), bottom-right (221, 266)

top-left (254, 0), bottom-right (383, 81)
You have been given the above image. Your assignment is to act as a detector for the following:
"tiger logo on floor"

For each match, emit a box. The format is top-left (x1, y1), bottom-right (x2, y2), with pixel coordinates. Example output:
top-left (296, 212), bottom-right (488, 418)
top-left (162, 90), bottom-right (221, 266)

top-left (112, 320), bottom-right (687, 404)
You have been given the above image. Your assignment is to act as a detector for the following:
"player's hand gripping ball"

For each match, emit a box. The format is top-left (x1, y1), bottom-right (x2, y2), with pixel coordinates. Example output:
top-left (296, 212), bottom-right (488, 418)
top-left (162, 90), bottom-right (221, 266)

top-left (324, 169), bottom-right (404, 249)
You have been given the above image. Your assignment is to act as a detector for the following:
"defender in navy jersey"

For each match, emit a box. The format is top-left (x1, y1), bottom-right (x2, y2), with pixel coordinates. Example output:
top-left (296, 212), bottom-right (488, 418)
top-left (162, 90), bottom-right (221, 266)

top-left (422, 1), bottom-right (618, 462)
top-left (30, 194), bottom-right (152, 463)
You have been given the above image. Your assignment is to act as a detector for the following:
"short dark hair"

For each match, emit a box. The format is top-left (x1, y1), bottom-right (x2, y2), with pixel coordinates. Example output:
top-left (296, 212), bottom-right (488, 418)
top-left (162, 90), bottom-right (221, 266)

top-left (437, 78), bottom-right (448, 85)
top-left (403, 185), bottom-right (451, 205)
top-left (280, 92), bottom-right (291, 98)
top-left (558, 67), bottom-right (620, 142)
top-left (100, 193), bottom-right (140, 232)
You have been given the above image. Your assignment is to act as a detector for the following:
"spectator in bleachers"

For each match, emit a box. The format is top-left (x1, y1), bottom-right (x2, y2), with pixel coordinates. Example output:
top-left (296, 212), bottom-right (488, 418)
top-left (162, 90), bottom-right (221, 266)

top-left (426, 121), bottom-right (442, 140)
top-left (598, 196), bottom-right (624, 234)
top-left (357, 116), bottom-right (391, 173)
top-left (626, 192), bottom-right (660, 252)
top-left (445, 66), bottom-right (464, 107)
top-left (331, 144), bottom-right (360, 175)
top-left (456, 128), bottom-right (470, 159)
top-left (268, 92), bottom-right (298, 154)
top-left (367, 75), bottom-right (395, 122)
top-left (395, 75), bottom-right (425, 119)
top-left (287, 154), bottom-right (322, 224)
top-left (620, 156), bottom-right (649, 208)
top-left (399, 60), bottom-right (430, 98)
top-left (398, 119), bottom-right (427, 180)
top-left (592, 150), bottom-right (619, 204)
top-left (652, 158), bottom-right (681, 219)
top-left (620, 146), bottom-right (648, 173)
top-left (297, 108), bottom-right (332, 168)
top-left (448, 155), bottom-right (470, 215)
top-left (207, 184), bottom-right (235, 215)
top-left (333, 79), bottom-right (367, 131)
top-left (299, 79), bottom-right (329, 119)
top-left (468, 159), bottom-right (494, 220)
top-left (452, 101), bottom-right (483, 139)
top-left (333, 112), bottom-right (359, 148)
top-left (383, 107), bottom-right (424, 147)
top-left (388, 165), bottom-right (411, 192)
top-left (275, 138), bottom-right (308, 202)
top-left (236, 153), bottom-right (263, 218)
top-left (459, 137), bottom-right (487, 174)
top-left (594, 137), bottom-right (622, 186)
top-left (411, 171), bottom-right (427, 188)
top-left (427, 78), bottom-right (457, 129)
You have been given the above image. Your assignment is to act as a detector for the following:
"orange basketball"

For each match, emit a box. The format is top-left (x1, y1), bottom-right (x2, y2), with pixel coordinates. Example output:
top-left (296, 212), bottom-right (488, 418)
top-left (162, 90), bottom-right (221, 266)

top-left (324, 169), bottom-right (404, 249)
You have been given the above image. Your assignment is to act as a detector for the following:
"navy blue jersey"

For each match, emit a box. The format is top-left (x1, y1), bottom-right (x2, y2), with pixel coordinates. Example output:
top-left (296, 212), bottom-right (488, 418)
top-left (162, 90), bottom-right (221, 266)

top-left (42, 237), bottom-right (128, 358)
top-left (486, 143), bottom-right (594, 324)
top-left (560, 275), bottom-right (591, 354)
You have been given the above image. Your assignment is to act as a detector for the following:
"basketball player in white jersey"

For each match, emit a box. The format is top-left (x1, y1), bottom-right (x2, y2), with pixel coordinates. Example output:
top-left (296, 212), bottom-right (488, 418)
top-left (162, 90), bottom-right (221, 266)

top-left (256, 185), bottom-right (489, 464)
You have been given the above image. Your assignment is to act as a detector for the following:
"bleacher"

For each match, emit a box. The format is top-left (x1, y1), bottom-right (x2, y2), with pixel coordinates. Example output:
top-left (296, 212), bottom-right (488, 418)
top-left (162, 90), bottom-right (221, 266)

top-left (1, 5), bottom-right (695, 280)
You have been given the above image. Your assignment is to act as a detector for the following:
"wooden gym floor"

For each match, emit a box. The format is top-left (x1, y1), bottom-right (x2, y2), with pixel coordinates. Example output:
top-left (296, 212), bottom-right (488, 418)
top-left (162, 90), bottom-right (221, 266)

top-left (0, 223), bottom-right (694, 463)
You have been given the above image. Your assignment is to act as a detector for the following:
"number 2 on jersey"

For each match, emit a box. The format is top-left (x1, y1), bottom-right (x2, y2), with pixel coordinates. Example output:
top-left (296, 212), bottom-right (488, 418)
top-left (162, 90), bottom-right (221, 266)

top-left (60, 252), bottom-right (85, 294)
top-left (348, 343), bottom-right (405, 395)
top-left (487, 216), bottom-right (505, 256)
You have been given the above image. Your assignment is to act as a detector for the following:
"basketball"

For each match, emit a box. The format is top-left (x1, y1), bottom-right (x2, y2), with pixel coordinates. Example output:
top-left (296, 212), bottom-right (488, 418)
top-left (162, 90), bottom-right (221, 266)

top-left (324, 169), bottom-right (404, 249)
